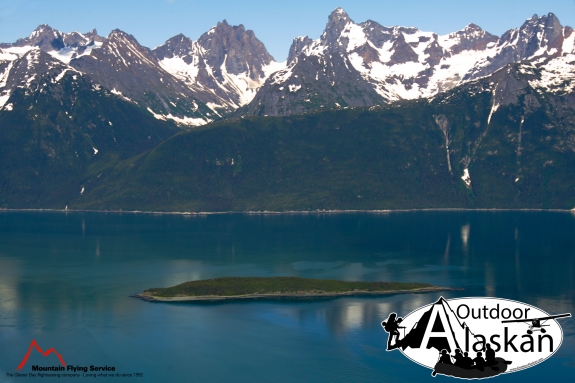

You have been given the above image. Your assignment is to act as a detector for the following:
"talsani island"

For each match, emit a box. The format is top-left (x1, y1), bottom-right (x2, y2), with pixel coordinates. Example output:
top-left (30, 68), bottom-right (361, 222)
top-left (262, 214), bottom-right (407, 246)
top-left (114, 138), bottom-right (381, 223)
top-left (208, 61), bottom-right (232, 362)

top-left (132, 277), bottom-right (457, 302)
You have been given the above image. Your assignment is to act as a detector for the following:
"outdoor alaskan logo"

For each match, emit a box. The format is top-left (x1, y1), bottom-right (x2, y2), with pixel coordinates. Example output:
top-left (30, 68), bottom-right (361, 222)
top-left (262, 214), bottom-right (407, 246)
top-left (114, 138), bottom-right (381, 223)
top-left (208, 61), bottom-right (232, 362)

top-left (382, 297), bottom-right (571, 379)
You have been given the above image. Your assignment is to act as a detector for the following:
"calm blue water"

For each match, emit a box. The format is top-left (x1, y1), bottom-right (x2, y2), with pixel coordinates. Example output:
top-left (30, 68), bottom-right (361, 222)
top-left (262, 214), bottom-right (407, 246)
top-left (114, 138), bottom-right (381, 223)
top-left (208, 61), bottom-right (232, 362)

top-left (0, 211), bottom-right (574, 382)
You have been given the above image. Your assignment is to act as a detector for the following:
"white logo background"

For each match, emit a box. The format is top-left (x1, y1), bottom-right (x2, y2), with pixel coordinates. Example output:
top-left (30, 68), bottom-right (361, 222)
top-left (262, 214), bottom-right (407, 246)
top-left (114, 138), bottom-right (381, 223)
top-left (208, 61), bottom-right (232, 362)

top-left (398, 297), bottom-right (564, 374)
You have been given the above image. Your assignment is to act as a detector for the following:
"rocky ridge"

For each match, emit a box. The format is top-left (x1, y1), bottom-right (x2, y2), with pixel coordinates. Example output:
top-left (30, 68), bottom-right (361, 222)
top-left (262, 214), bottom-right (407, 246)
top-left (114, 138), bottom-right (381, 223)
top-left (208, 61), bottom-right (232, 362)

top-left (1, 9), bottom-right (574, 123)
top-left (242, 8), bottom-right (575, 116)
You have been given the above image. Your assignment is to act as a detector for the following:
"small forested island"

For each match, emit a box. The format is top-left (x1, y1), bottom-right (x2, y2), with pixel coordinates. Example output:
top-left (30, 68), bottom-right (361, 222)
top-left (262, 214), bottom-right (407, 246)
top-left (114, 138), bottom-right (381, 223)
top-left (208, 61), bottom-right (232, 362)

top-left (132, 277), bottom-right (456, 302)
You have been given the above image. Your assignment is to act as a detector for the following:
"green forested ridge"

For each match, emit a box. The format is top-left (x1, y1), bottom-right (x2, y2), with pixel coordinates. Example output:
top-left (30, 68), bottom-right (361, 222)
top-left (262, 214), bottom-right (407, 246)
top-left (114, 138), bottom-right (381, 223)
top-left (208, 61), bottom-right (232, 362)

top-left (76, 104), bottom-right (469, 211)
top-left (0, 73), bottom-right (179, 208)
top-left (144, 277), bottom-right (434, 297)
top-left (2, 64), bottom-right (575, 211)
top-left (74, 75), bottom-right (575, 211)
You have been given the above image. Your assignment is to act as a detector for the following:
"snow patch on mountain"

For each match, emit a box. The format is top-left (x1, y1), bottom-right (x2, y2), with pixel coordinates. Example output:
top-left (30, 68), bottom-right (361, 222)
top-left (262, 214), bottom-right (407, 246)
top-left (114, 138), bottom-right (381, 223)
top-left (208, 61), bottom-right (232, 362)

top-left (48, 41), bottom-right (103, 64)
top-left (111, 88), bottom-right (136, 103)
top-left (7, 45), bottom-right (36, 55)
top-left (487, 102), bottom-right (499, 125)
top-left (0, 93), bottom-right (10, 109)
top-left (217, 54), bottom-right (275, 106)
top-left (0, 63), bottom-right (13, 88)
top-left (269, 65), bottom-right (295, 85)
top-left (147, 107), bottom-right (207, 126)
top-left (252, 10), bottom-right (574, 116)
top-left (529, 54), bottom-right (575, 93)
top-left (159, 46), bottom-right (285, 109)
top-left (53, 68), bottom-right (71, 83)
top-left (562, 31), bottom-right (575, 54)
top-left (263, 60), bottom-right (287, 78)
top-left (159, 56), bottom-right (200, 83)
top-left (340, 22), bottom-right (368, 51)
top-left (461, 168), bottom-right (472, 188)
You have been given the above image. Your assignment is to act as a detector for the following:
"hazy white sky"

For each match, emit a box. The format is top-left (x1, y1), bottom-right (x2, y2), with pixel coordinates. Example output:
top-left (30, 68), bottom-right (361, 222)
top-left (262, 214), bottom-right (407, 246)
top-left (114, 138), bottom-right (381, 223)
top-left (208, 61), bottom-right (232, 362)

top-left (1, 0), bottom-right (574, 61)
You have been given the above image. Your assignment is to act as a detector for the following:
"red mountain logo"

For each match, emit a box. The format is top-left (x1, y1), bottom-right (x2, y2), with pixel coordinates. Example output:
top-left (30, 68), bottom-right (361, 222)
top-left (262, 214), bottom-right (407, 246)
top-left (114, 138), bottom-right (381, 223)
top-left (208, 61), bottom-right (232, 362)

top-left (16, 340), bottom-right (67, 371)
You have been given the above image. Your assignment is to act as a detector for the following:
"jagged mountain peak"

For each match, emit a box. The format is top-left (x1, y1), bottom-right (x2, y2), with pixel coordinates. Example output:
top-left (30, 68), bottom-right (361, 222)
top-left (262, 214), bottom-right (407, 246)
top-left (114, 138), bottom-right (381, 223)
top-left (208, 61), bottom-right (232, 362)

top-left (157, 33), bottom-right (193, 48)
top-left (151, 19), bottom-right (286, 114)
top-left (3, 9), bottom-right (574, 127)
top-left (30, 24), bottom-right (57, 35)
top-left (329, 7), bottom-right (351, 22)
top-left (464, 23), bottom-right (483, 31)
top-left (455, 23), bottom-right (496, 39)
top-left (11, 24), bottom-right (65, 51)
top-left (171, 33), bottom-right (189, 41)
top-left (107, 29), bottom-right (135, 40)
top-left (153, 34), bottom-right (194, 60)
top-left (0, 24), bottom-right (102, 55)
top-left (102, 30), bottom-right (153, 56)
top-left (493, 12), bottom-right (566, 61)
top-left (217, 19), bottom-right (230, 27)
top-left (440, 23), bottom-right (498, 54)
top-left (83, 29), bottom-right (105, 43)
top-left (196, 20), bottom-right (274, 77)
top-left (323, 8), bottom-right (354, 47)
top-left (244, 9), bottom-right (575, 118)
top-left (287, 36), bottom-right (314, 64)
top-left (518, 12), bottom-right (564, 34)
top-left (208, 19), bottom-right (251, 40)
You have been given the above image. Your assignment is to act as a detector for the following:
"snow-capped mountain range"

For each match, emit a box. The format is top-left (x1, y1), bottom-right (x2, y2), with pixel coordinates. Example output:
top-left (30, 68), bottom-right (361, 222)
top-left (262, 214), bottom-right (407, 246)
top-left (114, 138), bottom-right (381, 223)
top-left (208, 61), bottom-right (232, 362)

top-left (1, 8), bottom-right (574, 125)
top-left (245, 8), bottom-right (575, 116)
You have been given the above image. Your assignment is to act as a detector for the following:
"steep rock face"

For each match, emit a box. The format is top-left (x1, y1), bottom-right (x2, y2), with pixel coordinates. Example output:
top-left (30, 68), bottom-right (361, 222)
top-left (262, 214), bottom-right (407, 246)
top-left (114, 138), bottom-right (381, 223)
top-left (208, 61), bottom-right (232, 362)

top-left (2, 9), bottom-right (574, 123)
top-left (465, 13), bottom-right (568, 80)
top-left (0, 24), bottom-right (104, 64)
top-left (0, 24), bottom-right (67, 51)
top-left (243, 8), bottom-right (574, 117)
top-left (443, 24), bottom-right (498, 55)
top-left (241, 9), bottom-right (386, 116)
top-left (153, 34), bottom-right (195, 60)
top-left (1, 22), bottom-right (284, 125)
top-left (242, 52), bottom-right (384, 116)
top-left (0, 48), bottom-right (81, 111)
top-left (287, 36), bottom-right (313, 64)
top-left (197, 20), bottom-right (274, 79)
top-left (387, 33), bottom-right (420, 65)
top-left (0, 49), bottom-right (70, 93)
top-left (69, 30), bottom-right (215, 125)
top-left (153, 21), bottom-right (285, 111)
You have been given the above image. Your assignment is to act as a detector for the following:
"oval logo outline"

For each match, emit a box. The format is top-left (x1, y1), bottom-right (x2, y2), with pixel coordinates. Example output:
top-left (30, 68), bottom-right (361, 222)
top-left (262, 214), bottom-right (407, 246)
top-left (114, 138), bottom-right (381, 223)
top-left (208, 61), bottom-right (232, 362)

top-left (382, 296), bottom-right (570, 379)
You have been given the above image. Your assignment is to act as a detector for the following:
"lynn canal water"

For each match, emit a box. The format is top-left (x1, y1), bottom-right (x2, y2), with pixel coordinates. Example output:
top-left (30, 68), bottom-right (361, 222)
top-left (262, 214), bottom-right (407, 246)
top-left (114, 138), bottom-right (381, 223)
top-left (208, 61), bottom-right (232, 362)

top-left (0, 210), bottom-right (573, 382)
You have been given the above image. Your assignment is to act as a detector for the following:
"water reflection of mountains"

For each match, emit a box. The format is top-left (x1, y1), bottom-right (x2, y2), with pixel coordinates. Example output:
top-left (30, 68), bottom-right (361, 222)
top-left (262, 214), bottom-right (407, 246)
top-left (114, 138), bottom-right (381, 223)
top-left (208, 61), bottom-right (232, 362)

top-left (2, 211), bottom-right (575, 338)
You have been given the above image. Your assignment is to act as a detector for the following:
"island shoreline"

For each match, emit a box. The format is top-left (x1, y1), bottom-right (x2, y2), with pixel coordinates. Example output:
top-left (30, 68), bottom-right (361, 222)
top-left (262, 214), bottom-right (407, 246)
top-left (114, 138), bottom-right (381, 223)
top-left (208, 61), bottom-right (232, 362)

top-left (130, 286), bottom-right (462, 303)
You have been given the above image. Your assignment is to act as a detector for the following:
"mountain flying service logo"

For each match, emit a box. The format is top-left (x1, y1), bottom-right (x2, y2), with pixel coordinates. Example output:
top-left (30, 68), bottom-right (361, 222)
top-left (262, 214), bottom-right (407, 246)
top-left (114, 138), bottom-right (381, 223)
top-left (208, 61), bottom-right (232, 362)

top-left (7, 339), bottom-right (143, 380)
top-left (16, 340), bottom-right (67, 371)
top-left (382, 297), bottom-right (571, 379)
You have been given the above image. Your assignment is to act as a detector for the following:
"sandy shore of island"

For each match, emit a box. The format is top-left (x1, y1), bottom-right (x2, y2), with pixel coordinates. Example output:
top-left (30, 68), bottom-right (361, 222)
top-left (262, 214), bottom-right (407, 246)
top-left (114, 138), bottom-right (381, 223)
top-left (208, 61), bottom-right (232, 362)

top-left (131, 286), bottom-right (462, 302)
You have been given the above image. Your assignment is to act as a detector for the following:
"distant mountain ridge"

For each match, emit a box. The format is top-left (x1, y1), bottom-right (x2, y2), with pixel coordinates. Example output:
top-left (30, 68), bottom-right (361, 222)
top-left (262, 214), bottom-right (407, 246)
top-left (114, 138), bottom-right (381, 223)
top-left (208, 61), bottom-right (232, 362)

top-left (243, 8), bottom-right (575, 116)
top-left (0, 21), bottom-right (283, 125)
top-left (1, 8), bottom-right (574, 124)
